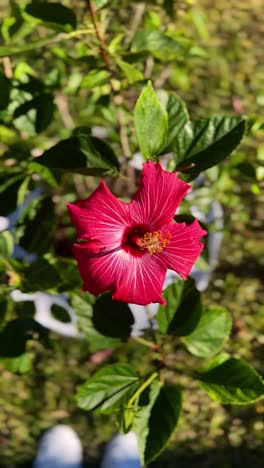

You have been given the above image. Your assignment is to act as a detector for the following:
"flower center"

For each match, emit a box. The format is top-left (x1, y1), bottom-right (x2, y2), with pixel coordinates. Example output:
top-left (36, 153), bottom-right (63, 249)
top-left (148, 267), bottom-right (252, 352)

top-left (131, 229), bottom-right (171, 255)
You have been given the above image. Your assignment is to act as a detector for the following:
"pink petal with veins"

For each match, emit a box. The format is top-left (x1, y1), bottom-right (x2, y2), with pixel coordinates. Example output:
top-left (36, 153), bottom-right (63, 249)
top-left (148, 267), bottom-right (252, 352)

top-left (161, 219), bottom-right (207, 279)
top-left (67, 181), bottom-right (131, 250)
top-left (129, 161), bottom-right (191, 230)
top-left (73, 243), bottom-right (167, 305)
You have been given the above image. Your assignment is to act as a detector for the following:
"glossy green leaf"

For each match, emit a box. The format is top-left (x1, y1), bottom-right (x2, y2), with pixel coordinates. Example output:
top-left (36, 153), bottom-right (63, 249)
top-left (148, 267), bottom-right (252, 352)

top-left (131, 30), bottom-right (183, 59)
top-left (156, 280), bottom-right (185, 334)
top-left (76, 364), bottom-right (140, 414)
top-left (36, 127), bottom-right (119, 176)
top-left (134, 382), bottom-right (182, 465)
top-left (183, 306), bottom-right (232, 357)
top-left (134, 81), bottom-right (168, 158)
top-left (93, 293), bottom-right (134, 341)
top-left (174, 116), bottom-right (247, 177)
top-left (199, 357), bottom-right (264, 404)
top-left (24, 2), bottom-right (77, 32)
top-left (164, 92), bottom-right (190, 152)
top-left (71, 293), bottom-right (123, 350)
top-left (157, 279), bottom-right (202, 336)
top-left (116, 59), bottom-right (144, 83)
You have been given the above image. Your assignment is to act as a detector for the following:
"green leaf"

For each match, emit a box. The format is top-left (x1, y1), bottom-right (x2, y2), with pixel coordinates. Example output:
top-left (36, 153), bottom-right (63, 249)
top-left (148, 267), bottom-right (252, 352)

top-left (131, 30), bottom-right (183, 60)
top-left (174, 116), bottom-right (247, 177)
top-left (76, 364), bottom-right (140, 414)
top-left (0, 173), bottom-right (25, 216)
top-left (157, 279), bottom-right (202, 336)
top-left (199, 357), bottom-right (264, 404)
top-left (71, 293), bottom-right (123, 350)
top-left (0, 73), bottom-right (11, 110)
top-left (134, 81), bottom-right (168, 158)
top-left (36, 127), bottom-right (119, 176)
top-left (17, 197), bottom-right (56, 256)
top-left (22, 258), bottom-right (61, 292)
top-left (134, 382), bottom-right (182, 465)
top-left (28, 162), bottom-right (58, 188)
top-left (0, 231), bottom-right (14, 258)
top-left (156, 280), bottom-right (185, 334)
top-left (183, 306), bottom-right (232, 358)
top-left (17, 175), bottom-right (31, 206)
top-left (24, 2), bottom-right (77, 32)
top-left (164, 92), bottom-right (190, 152)
top-left (93, 293), bottom-right (134, 341)
top-left (81, 70), bottom-right (111, 89)
top-left (13, 93), bottom-right (55, 133)
top-left (49, 257), bottom-right (82, 292)
top-left (116, 59), bottom-right (144, 83)
top-left (35, 94), bottom-right (55, 133)
top-left (0, 318), bottom-right (44, 358)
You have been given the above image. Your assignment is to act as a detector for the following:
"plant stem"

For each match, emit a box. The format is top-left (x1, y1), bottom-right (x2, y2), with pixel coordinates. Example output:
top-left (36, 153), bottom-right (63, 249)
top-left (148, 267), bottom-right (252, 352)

top-left (132, 336), bottom-right (159, 351)
top-left (85, 0), bottom-right (114, 91)
top-left (128, 372), bottom-right (158, 406)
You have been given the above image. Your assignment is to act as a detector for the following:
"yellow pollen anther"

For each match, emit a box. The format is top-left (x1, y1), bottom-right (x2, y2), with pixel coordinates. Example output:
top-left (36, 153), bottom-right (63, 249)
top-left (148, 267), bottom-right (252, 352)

top-left (140, 230), bottom-right (171, 255)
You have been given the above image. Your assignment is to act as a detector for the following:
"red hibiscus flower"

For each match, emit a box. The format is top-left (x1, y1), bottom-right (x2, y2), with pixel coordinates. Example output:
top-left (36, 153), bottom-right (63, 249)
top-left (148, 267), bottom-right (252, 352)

top-left (67, 161), bottom-right (207, 305)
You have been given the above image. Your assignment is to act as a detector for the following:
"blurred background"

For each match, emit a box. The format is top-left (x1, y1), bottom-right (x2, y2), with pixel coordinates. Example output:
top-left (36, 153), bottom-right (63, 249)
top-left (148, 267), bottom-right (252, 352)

top-left (0, 0), bottom-right (263, 466)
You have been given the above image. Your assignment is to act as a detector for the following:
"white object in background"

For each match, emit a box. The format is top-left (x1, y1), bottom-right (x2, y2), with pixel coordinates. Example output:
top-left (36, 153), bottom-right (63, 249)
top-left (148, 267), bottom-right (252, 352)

top-left (101, 432), bottom-right (143, 468)
top-left (33, 425), bottom-right (83, 468)
top-left (10, 290), bottom-right (81, 338)
top-left (0, 216), bottom-right (10, 232)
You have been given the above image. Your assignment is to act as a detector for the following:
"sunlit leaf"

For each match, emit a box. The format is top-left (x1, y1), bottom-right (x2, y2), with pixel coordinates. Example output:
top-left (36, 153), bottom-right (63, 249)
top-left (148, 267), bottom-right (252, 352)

top-left (174, 116), bottom-right (247, 178)
top-left (116, 59), bottom-right (144, 83)
top-left (199, 357), bottom-right (264, 404)
top-left (183, 306), bottom-right (232, 357)
top-left (36, 127), bottom-right (119, 176)
top-left (134, 81), bottom-right (168, 158)
top-left (76, 364), bottom-right (140, 414)
top-left (134, 381), bottom-right (182, 465)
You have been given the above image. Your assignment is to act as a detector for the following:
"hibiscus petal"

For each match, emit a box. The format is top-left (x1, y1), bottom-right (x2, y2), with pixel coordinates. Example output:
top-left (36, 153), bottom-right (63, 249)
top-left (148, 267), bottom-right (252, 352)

top-left (67, 181), bottom-right (131, 250)
top-left (73, 244), bottom-right (167, 305)
top-left (161, 219), bottom-right (207, 279)
top-left (129, 161), bottom-right (191, 229)
top-left (113, 253), bottom-right (167, 305)
top-left (73, 243), bottom-right (117, 295)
